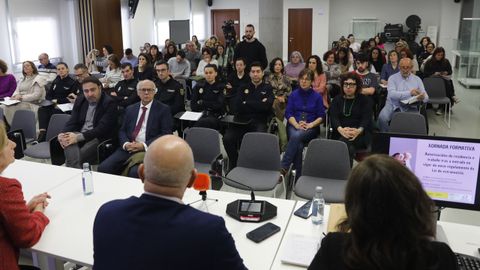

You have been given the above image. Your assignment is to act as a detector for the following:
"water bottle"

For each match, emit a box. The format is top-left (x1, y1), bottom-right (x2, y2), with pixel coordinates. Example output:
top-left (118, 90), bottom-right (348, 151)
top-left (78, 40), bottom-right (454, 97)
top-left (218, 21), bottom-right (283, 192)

top-left (82, 162), bottom-right (94, 195)
top-left (311, 186), bottom-right (325, 225)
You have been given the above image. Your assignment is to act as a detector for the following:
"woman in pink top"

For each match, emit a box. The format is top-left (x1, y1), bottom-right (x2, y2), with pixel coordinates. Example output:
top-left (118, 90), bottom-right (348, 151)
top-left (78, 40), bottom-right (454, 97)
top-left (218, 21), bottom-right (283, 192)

top-left (307, 55), bottom-right (327, 108)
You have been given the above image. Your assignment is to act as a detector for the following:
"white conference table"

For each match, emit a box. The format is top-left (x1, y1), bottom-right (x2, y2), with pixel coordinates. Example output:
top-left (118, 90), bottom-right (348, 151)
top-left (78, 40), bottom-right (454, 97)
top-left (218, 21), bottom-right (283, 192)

top-left (29, 169), bottom-right (295, 270)
top-left (1, 160), bottom-right (81, 200)
top-left (272, 201), bottom-right (480, 269)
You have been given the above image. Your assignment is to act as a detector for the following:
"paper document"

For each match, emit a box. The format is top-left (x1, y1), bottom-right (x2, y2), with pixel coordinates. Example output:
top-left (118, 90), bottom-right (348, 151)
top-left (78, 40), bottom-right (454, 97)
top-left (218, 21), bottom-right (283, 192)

top-left (401, 95), bottom-right (419, 105)
top-left (179, 111), bottom-right (203, 121)
top-left (57, 103), bottom-right (74, 112)
top-left (280, 234), bottom-right (322, 267)
top-left (0, 97), bottom-right (20, 106)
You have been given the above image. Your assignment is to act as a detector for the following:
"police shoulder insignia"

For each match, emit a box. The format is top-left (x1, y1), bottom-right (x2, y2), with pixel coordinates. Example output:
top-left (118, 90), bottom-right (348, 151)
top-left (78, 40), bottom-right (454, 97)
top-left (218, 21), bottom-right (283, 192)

top-left (244, 89), bottom-right (249, 94)
top-left (199, 88), bottom-right (203, 94)
top-left (180, 88), bottom-right (185, 95)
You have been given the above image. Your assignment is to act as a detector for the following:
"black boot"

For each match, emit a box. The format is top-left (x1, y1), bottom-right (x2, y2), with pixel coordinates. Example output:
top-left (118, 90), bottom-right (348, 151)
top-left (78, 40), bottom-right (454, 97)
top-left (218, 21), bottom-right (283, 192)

top-left (37, 130), bottom-right (47, 142)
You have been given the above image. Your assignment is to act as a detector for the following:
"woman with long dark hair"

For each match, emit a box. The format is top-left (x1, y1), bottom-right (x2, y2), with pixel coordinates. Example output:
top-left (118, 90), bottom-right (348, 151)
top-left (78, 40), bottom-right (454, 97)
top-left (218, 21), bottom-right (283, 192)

top-left (336, 47), bottom-right (351, 74)
top-left (423, 47), bottom-right (459, 114)
top-left (149, 45), bottom-right (163, 65)
top-left (134, 53), bottom-right (154, 81)
top-left (309, 154), bottom-right (457, 270)
top-left (380, 50), bottom-right (400, 85)
top-left (369, 47), bottom-right (384, 74)
top-left (307, 55), bottom-right (327, 107)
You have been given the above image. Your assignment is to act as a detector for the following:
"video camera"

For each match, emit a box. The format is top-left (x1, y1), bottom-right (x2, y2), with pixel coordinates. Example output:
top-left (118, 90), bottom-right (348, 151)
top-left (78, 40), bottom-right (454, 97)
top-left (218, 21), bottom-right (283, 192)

top-left (222, 19), bottom-right (237, 47)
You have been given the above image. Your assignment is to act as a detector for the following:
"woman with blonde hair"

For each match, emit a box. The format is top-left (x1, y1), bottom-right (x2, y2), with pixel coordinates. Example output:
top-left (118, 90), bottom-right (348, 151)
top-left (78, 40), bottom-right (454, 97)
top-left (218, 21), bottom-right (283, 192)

top-left (0, 123), bottom-right (51, 270)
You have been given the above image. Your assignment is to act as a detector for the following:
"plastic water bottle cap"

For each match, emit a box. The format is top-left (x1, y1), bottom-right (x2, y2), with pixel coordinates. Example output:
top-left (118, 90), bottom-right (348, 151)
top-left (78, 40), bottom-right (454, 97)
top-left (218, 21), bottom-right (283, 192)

top-left (315, 186), bottom-right (323, 192)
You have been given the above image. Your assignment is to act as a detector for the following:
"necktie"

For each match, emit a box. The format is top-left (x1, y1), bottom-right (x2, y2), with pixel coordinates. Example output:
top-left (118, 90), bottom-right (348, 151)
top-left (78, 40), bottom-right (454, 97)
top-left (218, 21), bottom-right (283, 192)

top-left (131, 106), bottom-right (147, 141)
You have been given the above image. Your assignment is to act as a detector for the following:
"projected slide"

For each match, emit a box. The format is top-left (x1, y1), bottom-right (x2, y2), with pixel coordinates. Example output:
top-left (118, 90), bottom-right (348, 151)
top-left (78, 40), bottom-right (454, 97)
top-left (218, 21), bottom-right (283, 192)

top-left (389, 137), bottom-right (480, 204)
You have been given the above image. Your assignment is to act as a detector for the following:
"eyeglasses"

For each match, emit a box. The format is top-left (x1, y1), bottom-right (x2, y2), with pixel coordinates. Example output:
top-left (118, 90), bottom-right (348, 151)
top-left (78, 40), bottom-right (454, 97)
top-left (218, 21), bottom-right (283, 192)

top-left (343, 82), bottom-right (356, 88)
top-left (138, 88), bottom-right (155, 93)
top-left (299, 77), bottom-right (312, 82)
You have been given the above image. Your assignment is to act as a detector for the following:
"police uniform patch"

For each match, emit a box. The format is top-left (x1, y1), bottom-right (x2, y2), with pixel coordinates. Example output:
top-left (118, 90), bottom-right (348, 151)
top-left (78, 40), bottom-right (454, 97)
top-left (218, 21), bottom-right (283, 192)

top-left (199, 88), bottom-right (203, 94)
top-left (180, 88), bottom-right (185, 96)
top-left (244, 89), bottom-right (249, 94)
top-left (167, 89), bottom-right (175, 93)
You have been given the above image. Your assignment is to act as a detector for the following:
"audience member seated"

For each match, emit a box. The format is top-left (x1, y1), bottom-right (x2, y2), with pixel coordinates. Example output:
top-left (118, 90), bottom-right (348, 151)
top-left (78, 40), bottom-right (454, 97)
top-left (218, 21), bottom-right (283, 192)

top-left (148, 45), bottom-right (163, 66)
top-left (161, 39), bottom-right (170, 56)
top-left (93, 135), bottom-right (246, 270)
top-left (192, 35), bottom-right (201, 52)
top-left (163, 43), bottom-right (178, 61)
top-left (419, 42), bottom-right (436, 67)
top-left (423, 47), bottom-right (458, 115)
top-left (108, 63), bottom-right (139, 110)
top-left (99, 55), bottom-right (123, 89)
top-left (308, 154), bottom-right (457, 270)
top-left (323, 51), bottom-right (342, 99)
top-left (37, 62), bottom-right (79, 142)
top-left (223, 62), bottom-right (274, 169)
top-left (329, 73), bottom-right (373, 163)
top-left (134, 53), bottom-right (155, 81)
top-left (195, 48), bottom-right (218, 78)
top-left (399, 48), bottom-right (419, 74)
top-left (380, 50), bottom-right (400, 85)
top-left (416, 36), bottom-right (432, 62)
top-left (233, 24), bottom-right (268, 70)
top-left (58, 76), bottom-right (118, 168)
top-left (353, 53), bottom-right (379, 112)
top-left (369, 47), bottom-right (384, 74)
top-left (120, 48), bottom-right (138, 67)
top-left (214, 44), bottom-right (231, 80)
top-left (378, 58), bottom-right (428, 132)
top-left (347, 34), bottom-right (361, 53)
top-left (280, 69), bottom-right (325, 178)
top-left (154, 61), bottom-right (185, 117)
top-left (37, 53), bottom-right (56, 70)
top-left (284, 51), bottom-right (305, 83)
top-left (266, 57), bottom-right (291, 121)
top-left (0, 123), bottom-right (50, 270)
top-left (191, 64), bottom-right (225, 130)
top-left (0, 59), bottom-right (17, 99)
top-left (98, 80), bottom-right (172, 178)
top-left (336, 47), bottom-right (352, 74)
top-left (93, 45), bottom-right (114, 71)
top-left (1, 61), bottom-right (46, 124)
top-left (226, 58), bottom-right (250, 114)
top-left (184, 41), bottom-right (202, 73)
top-left (167, 50), bottom-right (191, 81)
top-left (307, 55), bottom-right (327, 108)
top-left (73, 63), bottom-right (91, 85)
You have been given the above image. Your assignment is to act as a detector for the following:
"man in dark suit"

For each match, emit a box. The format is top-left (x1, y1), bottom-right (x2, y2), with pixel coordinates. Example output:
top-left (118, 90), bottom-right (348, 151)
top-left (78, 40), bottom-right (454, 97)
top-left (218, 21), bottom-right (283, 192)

top-left (98, 79), bottom-right (172, 177)
top-left (58, 76), bottom-right (117, 168)
top-left (93, 135), bottom-right (247, 270)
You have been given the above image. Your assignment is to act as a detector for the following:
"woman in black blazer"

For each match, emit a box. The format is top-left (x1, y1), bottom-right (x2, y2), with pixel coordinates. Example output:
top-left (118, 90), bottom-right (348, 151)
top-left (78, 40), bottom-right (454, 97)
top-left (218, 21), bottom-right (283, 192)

top-left (308, 154), bottom-right (457, 270)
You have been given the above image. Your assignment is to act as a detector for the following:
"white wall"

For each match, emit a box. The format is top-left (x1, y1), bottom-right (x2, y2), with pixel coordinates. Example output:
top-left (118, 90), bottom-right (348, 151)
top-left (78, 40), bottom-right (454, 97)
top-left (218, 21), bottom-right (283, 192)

top-left (259, 0), bottom-right (283, 63)
top-left (128, 0), bottom-right (155, 55)
top-left (438, 0), bottom-right (462, 60)
top-left (283, 0), bottom-right (330, 60)
top-left (206, 0), bottom-right (260, 39)
top-left (0, 0), bottom-right (13, 70)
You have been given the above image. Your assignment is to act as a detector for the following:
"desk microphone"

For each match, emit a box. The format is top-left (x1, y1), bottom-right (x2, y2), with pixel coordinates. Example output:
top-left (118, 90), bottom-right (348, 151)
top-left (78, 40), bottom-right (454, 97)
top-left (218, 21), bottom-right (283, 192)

top-left (208, 169), bottom-right (277, 223)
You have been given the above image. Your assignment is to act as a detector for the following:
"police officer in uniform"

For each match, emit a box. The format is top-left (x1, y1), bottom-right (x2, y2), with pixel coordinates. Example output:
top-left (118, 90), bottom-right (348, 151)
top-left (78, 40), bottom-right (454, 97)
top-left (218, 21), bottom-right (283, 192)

top-left (154, 60), bottom-right (185, 135)
top-left (154, 60), bottom-right (185, 116)
top-left (110, 63), bottom-right (139, 109)
top-left (223, 61), bottom-right (274, 169)
top-left (191, 64), bottom-right (225, 130)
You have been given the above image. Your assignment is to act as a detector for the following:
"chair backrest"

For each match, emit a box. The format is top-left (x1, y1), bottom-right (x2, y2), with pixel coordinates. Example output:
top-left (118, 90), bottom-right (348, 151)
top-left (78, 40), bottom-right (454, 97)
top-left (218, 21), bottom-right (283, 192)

top-left (10, 110), bottom-right (36, 140)
top-left (237, 132), bottom-right (280, 171)
top-left (46, 114), bottom-right (71, 141)
top-left (423, 77), bottom-right (447, 99)
top-left (185, 127), bottom-right (221, 164)
top-left (389, 112), bottom-right (427, 135)
top-left (302, 139), bottom-right (351, 179)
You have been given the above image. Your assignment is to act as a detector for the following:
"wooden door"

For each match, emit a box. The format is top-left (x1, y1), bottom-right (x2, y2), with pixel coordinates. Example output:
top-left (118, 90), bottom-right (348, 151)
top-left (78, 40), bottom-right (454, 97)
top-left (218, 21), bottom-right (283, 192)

top-left (91, 0), bottom-right (123, 57)
top-left (211, 9), bottom-right (240, 46)
top-left (288, 9), bottom-right (312, 59)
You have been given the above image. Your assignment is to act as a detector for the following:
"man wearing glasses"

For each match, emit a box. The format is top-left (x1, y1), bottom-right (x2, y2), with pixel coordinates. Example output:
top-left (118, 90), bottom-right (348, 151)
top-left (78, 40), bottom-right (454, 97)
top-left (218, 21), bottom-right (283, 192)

top-left (153, 60), bottom-right (185, 116)
top-left (98, 79), bottom-right (172, 177)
